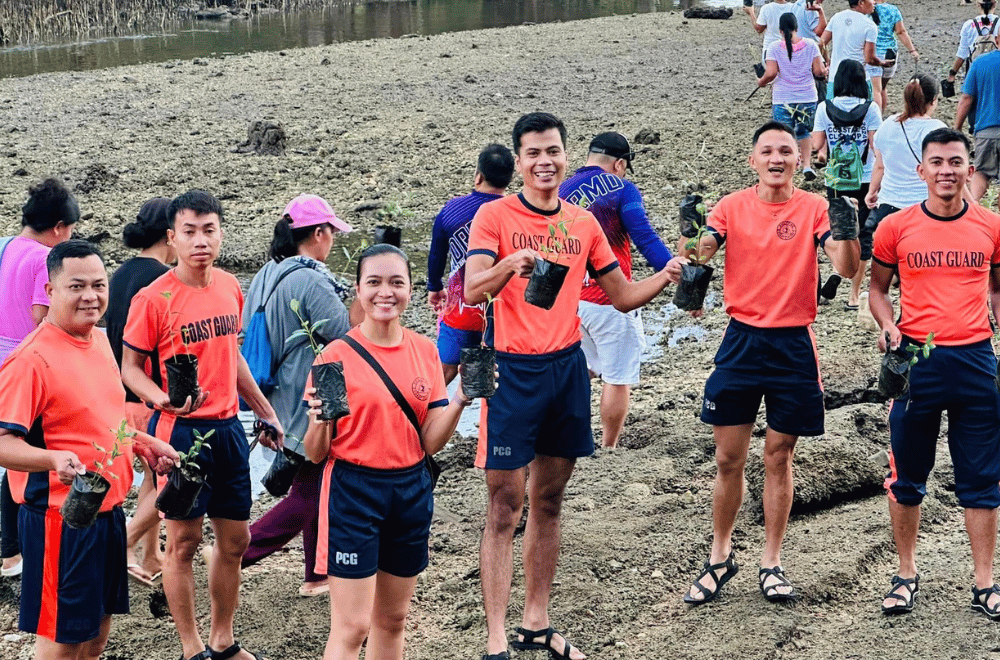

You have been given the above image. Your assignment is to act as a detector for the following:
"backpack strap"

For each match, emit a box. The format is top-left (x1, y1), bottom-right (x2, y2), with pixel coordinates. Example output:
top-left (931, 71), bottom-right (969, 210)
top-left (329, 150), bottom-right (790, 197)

top-left (826, 101), bottom-right (871, 128)
top-left (898, 119), bottom-right (921, 165)
top-left (260, 263), bottom-right (309, 311)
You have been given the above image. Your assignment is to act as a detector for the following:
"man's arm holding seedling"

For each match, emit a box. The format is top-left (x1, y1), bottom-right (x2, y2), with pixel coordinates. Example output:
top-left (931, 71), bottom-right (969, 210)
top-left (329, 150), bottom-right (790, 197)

top-left (132, 430), bottom-right (180, 475)
top-left (0, 427), bottom-right (85, 484)
top-left (121, 346), bottom-right (207, 415)
top-left (869, 261), bottom-right (900, 352)
top-left (236, 352), bottom-right (284, 450)
top-left (464, 251), bottom-right (537, 305)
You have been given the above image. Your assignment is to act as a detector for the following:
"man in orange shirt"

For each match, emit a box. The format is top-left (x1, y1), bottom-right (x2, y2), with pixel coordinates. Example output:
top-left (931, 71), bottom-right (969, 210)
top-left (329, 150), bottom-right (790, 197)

top-left (0, 240), bottom-right (177, 660)
top-left (681, 122), bottom-right (860, 606)
top-left (465, 112), bottom-right (684, 660)
top-left (122, 191), bottom-right (284, 660)
top-left (870, 128), bottom-right (1000, 619)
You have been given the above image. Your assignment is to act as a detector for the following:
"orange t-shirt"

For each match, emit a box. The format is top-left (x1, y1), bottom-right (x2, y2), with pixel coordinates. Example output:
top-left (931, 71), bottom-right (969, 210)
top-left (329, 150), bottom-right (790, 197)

top-left (123, 269), bottom-right (243, 419)
top-left (307, 327), bottom-right (448, 469)
top-left (0, 322), bottom-right (133, 512)
top-left (872, 202), bottom-right (1000, 345)
top-left (467, 194), bottom-right (619, 354)
top-left (707, 187), bottom-right (831, 328)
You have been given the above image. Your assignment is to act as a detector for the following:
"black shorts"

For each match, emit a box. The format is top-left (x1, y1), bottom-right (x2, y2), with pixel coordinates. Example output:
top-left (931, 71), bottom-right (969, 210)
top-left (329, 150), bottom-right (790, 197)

top-left (827, 185), bottom-right (872, 260)
top-left (318, 460), bottom-right (433, 579)
top-left (701, 319), bottom-right (824, 437)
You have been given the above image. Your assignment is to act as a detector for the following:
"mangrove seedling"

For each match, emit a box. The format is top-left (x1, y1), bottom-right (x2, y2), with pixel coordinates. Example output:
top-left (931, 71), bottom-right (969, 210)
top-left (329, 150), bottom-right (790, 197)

top-left (178, 429), bottom-right (214, 472)
top-left (287, 298), bottom-right (328, 357)
top-left (91, 419), bottom-right (136, 481)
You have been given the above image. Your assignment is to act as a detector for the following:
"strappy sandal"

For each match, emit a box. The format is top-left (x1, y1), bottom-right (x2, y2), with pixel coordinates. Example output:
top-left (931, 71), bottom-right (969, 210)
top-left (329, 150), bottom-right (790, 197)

top-left (971, 584), bottom-right (1000, 620)
top-left (180, 651), bottom-right (212, 660)
top-left (881, 574), bottom-right (919, 615)
top-left (482, 653), bottom-right (510, 660)
top-left (759, 566), bottom-right (798, 603)
top-left (683, 551), bottom-right (739, 605)
top-left (512, 626), bottom-right (581, 659)
top-left (209, 642), bottom-right (266, 660)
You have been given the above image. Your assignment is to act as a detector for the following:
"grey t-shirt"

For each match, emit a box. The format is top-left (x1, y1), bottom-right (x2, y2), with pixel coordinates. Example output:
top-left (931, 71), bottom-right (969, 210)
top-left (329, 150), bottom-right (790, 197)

top-left (243, 256), bottom-right (350, 455)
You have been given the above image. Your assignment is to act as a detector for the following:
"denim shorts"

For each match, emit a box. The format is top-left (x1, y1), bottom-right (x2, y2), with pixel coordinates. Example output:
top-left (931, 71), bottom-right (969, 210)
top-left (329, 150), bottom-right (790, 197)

top-left (772, 102), bottom-right (816, 141)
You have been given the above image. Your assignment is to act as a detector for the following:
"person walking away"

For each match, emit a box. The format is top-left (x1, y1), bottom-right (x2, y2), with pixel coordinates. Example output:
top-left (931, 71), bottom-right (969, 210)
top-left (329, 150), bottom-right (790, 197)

top-left (238, 194), bottom-right (351, 597)
top-left (559, 132), bottom-right (673, 448)
top-left (869, 128), bottom-right (1000, 619)
top-left (868, 0), bottom-right (918, 111)
top-left (303, 244), bottom-right (475, 660)
top-left (790, 0), bottom-right (828, 43)
top-left (0, 178), bottom-right (79, 580)
top-left (946, 0), bottom-right (999, 135)
top-left (864, 75), bottom-right (946, 236)
top-left (427, 144), bottom-right (515, 384)
top-left (122, 190), bottom-right (284, 660)
top-left (954, 30), bottom-right (1000, 207)
top-left (758, 12), bottom-right (828, 180)
top-left (106, 198), bottom-right (176, 587)
top-left (0, 240), bottom-right (178, 660)
top-left (755, 0), bottom-right (797, 63)
top-left (812, 59), bottom-right (882, 309)
top-left (820, 0), bottom-right (894, 105)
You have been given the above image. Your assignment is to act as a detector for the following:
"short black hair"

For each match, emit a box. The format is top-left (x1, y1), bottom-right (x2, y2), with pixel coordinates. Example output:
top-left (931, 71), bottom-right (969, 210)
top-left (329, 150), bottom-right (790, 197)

top-left (752, 121), bottom-right (797, 145)
top-left (477, 143), bottom-right (515, 189)
top-left (847, 0), bottom-right (863, 7)
top-left (921, 127), bottom-right (972, 157)
top-left (512, 112), bottom-right (567, 155)
top-left (168, 190), bottom-right (224, 227)
top-left (833, 60), bottom-right (870, 100)
top-left (355, 243), bottom-right (412, 283)
top-left (22, 178), bottom-right (80, 232)
top-left (46, 239), bottom-right (104, 278)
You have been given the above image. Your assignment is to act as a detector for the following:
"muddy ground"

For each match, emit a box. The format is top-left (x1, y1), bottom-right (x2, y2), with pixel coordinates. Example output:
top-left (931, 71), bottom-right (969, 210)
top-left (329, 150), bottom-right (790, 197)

top-left (3, 1), bottom-right (1000, 658)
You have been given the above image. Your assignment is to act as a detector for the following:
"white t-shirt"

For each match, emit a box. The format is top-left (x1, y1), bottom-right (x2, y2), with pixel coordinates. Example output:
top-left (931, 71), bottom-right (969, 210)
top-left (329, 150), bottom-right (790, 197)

top-left (872, 115), bottom-right (947, 208)
top-left (813, 97), bottom-right (883, 184)
top-left (758, 2), bottom-right (798, 56)
top-left (956, 14), bottom-right (1000, 60)
top-left (827, 9), bottom-right (878, 82)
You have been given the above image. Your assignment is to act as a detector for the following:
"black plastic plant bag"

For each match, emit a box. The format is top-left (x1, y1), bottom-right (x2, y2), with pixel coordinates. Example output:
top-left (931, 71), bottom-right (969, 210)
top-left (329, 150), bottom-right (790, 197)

top-left (679, 194), bottom-right (704, 238)
top-left (878, 349), bottom-right (911, 399)
top-left (673, 264), bottom-right (714, 311)
top-left (60, 471), bottom-right (110, 529)
top-left (165, 354), bottom-right (199, 408)
top-left (373, 225), bottom-right (402, 247)
top-left (460, 345), bottom-right (496, 399)
top-left (313, 361), bottom-right (350, 422)
top-left (524, 258), bottom-right (570, 310)
top-left (262, 448), bottom-right (305, 498)
top-left (155, 464), bottom-right (205, 519)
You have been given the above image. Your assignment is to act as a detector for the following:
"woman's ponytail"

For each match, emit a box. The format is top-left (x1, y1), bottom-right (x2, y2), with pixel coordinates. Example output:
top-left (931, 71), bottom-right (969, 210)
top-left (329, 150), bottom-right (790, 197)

top-left (779, 12), bottom-right (798, 62)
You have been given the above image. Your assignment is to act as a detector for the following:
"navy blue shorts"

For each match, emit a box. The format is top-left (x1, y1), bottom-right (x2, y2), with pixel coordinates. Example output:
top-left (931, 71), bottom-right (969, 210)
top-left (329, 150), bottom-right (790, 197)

top-left (319, 460), bottom-right (433, 579)
top-left (150, 412), bottom-right (252, 521)
top-left (437, 321), bottom-right (482, 366)
top-left (886, 338), bottom-right (1000, 509)
top-left (477, 343), bottom-right (594, 470)
top-left (19, 505), bottom-right (129, 644)
top-left (701, 319), bottom-right (824, 437)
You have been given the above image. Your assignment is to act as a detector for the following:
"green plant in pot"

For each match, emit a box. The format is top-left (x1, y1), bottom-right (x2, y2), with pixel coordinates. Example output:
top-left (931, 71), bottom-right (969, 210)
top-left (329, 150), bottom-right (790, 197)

top-left (288, 298), bottom-right (349, 422)
top-left (878, 332), bottom-right (936, 401)
top-left (160, 290), bottom-right (200, 408)
top-left (155, 428), bottom-right (213, 519)
top-left (674, 199), bottom-right (715, 311)
top-left (459, 293), bottom-right (498, 399)
top-left (61, 419), bottom-right (135, 529)
top-left (524, 214), bottom-right (576, 310)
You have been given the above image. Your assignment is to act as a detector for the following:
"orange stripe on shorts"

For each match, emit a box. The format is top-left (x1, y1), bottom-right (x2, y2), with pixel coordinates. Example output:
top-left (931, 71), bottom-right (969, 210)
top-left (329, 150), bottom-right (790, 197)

top-left (314, 460), bottom-right (334, 576)
top-left (37, 509), bottom-right (62, 640)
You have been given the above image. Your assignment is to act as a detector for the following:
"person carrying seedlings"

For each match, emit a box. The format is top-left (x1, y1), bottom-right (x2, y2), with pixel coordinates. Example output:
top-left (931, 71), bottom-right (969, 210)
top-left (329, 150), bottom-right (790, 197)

top-left (465, 112), bottom-right (684, 660)
top-left (301, 244), bottom-right (474, 660)
top-left (954, 32), bottom-right (1000, 207)
top-left (427, 143), bottom-right (515, 384)
top-left (945, 0), bottom-right (999, 131)
top-left (868, 0), bottom-right (918, 112)
top-left (0, 178), bottom-right (79, 581)
top-left (121, 190), bottom-right (284, 660)
top-left (812, 59), bottom-right (882, 310)
top-left (680, 122), bottom-right (860, 606)
top-left (869, 128), bottom-right (1000, 618)
top-left (819, 0), bottom-right (894, 105)
top-left (558, 131), bottom-right (672, 449)
top-left (757, 12), bottom-right (827, 181)
top-left (231, 193), bottom-right (351, 598)
top-left (0, 239), bottom-right (178, 660)
top-left (105, 197), bottom-right (176, 588)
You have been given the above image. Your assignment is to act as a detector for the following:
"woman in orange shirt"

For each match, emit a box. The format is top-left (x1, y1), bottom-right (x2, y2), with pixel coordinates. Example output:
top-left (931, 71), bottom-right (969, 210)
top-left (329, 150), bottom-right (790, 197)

top-left (304, 244), bottom-right (474, 660)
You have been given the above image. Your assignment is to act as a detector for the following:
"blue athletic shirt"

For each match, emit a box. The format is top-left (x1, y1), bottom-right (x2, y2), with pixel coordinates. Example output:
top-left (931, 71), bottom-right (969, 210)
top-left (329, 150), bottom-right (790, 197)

top-left (559, 166), bottom-right (671, 305)
top-left (964, 51), bottom-right (1000, 133)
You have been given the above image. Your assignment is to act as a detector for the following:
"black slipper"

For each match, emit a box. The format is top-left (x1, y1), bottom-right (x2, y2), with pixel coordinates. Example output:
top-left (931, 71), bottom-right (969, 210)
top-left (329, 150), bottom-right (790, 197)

top-left (759, 566), bottom-right (798, 603)
top-left (683, 551), bottom-right (739, 605)
top-left (512, 626), bottom-right (580, 659)
top-left (971, 584), bottom-right (1000, 620)
top-left (881, 574), bottom-right (919, 615)
top-left (209, 642), bottom-right (265, 660)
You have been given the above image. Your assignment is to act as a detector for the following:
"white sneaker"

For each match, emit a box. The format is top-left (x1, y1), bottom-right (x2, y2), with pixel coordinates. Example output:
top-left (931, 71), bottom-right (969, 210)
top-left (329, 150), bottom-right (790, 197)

top-left (2, 559), bottom-right (22, 577)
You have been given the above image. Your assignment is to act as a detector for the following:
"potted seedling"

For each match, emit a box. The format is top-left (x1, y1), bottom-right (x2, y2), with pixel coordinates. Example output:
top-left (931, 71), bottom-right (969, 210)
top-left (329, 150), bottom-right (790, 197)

top-left (160, 291), bottom-right (200, 408)
top-left (459, 293), bottom-right (497, 399)
top-left (261, 433), bottom-right (305, 498)
top-left (373, 202), bottom-right (413, 247)
top-left (674, 199), bottom-right (715, 311)
top-left (155, 428), bottom-right (213, 519)
top-left (524, 214), bottom-right (576, 310)
top-left (61, 419), bottom-right (134, 529)
top-left (878, 332), bottom-right (936, 400)
top-left (288, 298), bottom-right (349, 422)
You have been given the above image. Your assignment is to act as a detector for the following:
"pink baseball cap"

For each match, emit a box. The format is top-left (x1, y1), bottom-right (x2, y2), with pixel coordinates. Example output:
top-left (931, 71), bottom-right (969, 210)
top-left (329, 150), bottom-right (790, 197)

top-left (283, 194), bottom-right (352, 233)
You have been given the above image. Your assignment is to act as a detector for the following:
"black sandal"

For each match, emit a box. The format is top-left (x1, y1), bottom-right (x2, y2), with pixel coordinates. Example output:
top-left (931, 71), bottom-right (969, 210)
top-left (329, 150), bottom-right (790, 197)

top-left (881, 574), bottom-right (919, 614)
top-left (482, 653), bottom-right (510, 660)
top-left (683, 551), bottom-right (739, 605)
top-left (759, 566), bottom-right (798, 603)
top-left (971, 584), bottom-right (1000, 620)
top-left (180, 652), bottom-right (213, 660)
top-left (511, 626), bottom-right (580, 659)
top-left (209, 642), bottom-right (266, 660)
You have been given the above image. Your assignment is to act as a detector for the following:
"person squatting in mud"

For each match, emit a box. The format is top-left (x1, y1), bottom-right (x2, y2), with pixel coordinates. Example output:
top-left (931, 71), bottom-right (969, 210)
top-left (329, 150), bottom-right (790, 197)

top-left (681, 121), bottom-right (860, 606)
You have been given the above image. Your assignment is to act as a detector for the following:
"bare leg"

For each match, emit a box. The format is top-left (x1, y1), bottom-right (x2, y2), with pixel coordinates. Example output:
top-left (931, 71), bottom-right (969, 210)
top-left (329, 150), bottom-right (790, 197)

top-left (366, 571), bottom-right (419, 660)
top-left (849, 260), bottom-right (868, 307)
top-left (206, 518), bottom-right (257, 660)
top-left (442, 363), bottom-right (458, 386)
top-left (798, 137), bottom-right (813, 175)
top-left (871, 76), bottom-right (884, 112)
top-left (966, 507), bottom-right (1000, 610)
top-left (520, 455), bottom-right (583, 660)
top-left (760, 428), bottom-right (798, 596)
top-left (127, 462), bottom-right (163, 577)
top-left (34, 615), bottom-right (111, 660)
top-left (599, 384), bottom-right (630, 448)
top-left (883, 499), bottom-right (920, 608)
top-left (480, 467), bottom-right (527, 656)
top-left (325, 575), bottom-right (376, 660)
top-left (686, 423), bottom-right (753, 601)
top-left (163, 517), bottom-right (207, 659)
top-left (78, 615), bottom-right (113, 660)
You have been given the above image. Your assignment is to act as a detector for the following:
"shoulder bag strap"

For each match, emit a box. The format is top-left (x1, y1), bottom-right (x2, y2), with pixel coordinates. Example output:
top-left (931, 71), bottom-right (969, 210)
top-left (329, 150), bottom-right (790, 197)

top-left (898, 120), bottom-right (921, 164)
top-left (341, 334), bottom-right (442, 485)
top-left (262, 263), bottom-right (308, 309)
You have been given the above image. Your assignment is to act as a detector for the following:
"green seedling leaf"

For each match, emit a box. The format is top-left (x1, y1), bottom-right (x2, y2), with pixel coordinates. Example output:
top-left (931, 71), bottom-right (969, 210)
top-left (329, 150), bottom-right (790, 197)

top-left (311, 319), bottom-right (329, 334)
top-left (286, 329), bottom-right (309, 343)
top-left (289, 298), bottom-right (301, 314)
top-left (548, 225), bottom-right (556, 237)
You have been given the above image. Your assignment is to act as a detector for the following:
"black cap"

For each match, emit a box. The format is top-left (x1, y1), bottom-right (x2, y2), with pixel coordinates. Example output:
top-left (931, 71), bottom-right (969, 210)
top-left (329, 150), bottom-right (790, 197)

top-left (589, 132), bottom-right (635, 172)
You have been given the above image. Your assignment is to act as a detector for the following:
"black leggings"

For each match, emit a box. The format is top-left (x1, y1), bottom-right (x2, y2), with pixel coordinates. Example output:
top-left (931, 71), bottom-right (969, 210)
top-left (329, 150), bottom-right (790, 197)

top-left (1, 473), bottom-right (19, 559)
